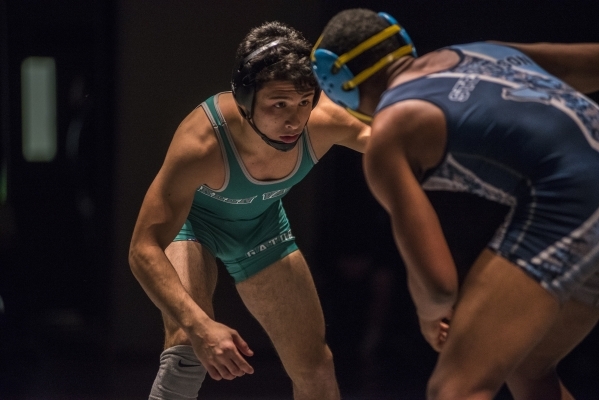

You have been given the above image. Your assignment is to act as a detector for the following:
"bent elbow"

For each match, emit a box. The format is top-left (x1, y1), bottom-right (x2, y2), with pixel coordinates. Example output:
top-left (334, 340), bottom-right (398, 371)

top-left (128, 246), bottom-right (146, 276)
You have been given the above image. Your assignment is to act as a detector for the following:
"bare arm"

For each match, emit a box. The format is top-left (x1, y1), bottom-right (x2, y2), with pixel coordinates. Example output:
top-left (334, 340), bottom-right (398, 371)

top-left (363, 100), bottom-right (457, 349)
top-left (308, 93), bottom-right (371, 157)
top-left (129, 107), bottom-right (253, 379)
top-left (129, 110), bottom-right (210, 331)
top-left (492, 41), bottom-right (599, 93)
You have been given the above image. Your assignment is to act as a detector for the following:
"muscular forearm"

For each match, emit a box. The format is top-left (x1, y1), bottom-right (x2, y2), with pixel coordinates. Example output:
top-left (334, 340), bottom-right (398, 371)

top-left (390, 207), bottom-right (458, 320)
top-left (493, 41), bottom-right (599, 94)
top-left (129, 245), bottom-right (211, 331)
top-left (407, 268), bottom-right (457, 321)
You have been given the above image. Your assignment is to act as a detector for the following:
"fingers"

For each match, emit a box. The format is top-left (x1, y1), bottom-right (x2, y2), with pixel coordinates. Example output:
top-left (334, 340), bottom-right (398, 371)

top-left (204, 355), bottom-right (248, 380)
top-left (204, 349), bottom-right (253, 380)
top-left (233, 333), bottom-right (254, 358)
top-left (439, 320), bottom-right (450, 340)
top-left (225, 332), bottom-right (254, 375)
top-left (196, 330), bottom-right (255, 381)
top-left (205, 365), bottom-right (223, 381)
top-left (435, 319), bottom-right (451, 351)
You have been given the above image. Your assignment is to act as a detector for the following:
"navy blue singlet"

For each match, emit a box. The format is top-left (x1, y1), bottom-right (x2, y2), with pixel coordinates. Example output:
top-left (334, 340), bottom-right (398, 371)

top-left (377, 42), bottom-right (599, 305)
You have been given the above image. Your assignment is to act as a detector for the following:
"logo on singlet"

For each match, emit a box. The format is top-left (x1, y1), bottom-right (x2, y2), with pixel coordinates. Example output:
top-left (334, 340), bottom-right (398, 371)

top-left (197, 185), bottom-right (257, 204)
top-left (499, 74), bottom-right (599, 152)
top-left (246, 229), bottom-right (295, 257)
top-left (448, 74), bottom-right (480, 102)
top-left (496, 54), bottom-right (534, 68)
top-left (262, 188), bottom-right (290, 200)
top-left (452, 54), bottom-right (599, 151)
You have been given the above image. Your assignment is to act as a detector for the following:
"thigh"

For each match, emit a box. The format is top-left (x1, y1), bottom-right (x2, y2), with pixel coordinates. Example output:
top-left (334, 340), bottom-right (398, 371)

top-left (430, 249), bottom-right (562, 395)
top-left (510, 298), bottom-right (599, 378)
top-left (163, 240), bottom-right (218, 344)
top-left (235, 250), bottom-right (327, 369)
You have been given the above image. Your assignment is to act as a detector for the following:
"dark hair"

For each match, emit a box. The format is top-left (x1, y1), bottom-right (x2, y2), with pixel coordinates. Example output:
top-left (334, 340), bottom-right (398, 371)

top-left (233, 21), bottom-right (318, 92)
top-left (317, 8), bottom-right (401, 76)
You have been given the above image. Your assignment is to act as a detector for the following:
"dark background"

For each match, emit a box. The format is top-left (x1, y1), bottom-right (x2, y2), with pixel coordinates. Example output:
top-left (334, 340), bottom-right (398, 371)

top-left (1, 0), bottom-right (598, 399)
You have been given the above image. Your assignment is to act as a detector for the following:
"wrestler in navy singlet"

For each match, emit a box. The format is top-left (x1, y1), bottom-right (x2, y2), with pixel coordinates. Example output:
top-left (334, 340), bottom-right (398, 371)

top-left (376, 42), bottom-right (599, 305)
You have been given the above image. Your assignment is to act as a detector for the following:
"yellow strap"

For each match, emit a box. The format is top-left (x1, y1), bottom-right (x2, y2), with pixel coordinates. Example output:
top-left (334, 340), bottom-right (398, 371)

top-left (343, 44), bottom-right (414, 90)
top-left (346, 108), bottom-right (373, 123)
top-left (334, 25), bottom-right (400, 71)
top-left (310, 35), bottom-right (323, 61)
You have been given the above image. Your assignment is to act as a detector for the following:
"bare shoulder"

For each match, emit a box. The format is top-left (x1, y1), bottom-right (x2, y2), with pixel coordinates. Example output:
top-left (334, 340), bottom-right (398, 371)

top-left (161, 104), bottom-right (224, 189)
top-left (172, 105), bottom-right (218, 157)
top-left (307, 93), bottom-right (370, 157)
top-left (131, 103), bottom-right (226, 249)
top-left (369, 99), bottom-right (447, 175)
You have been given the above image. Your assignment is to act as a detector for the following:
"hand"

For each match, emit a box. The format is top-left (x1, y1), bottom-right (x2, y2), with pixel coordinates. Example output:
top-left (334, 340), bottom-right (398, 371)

top-left (188, 319), bottom-right (254, 381)
top-left (418, 313), bottom-right (451, 352)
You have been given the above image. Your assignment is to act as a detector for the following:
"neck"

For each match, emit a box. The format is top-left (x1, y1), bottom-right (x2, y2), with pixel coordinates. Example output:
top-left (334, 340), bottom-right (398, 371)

top-left (386, 56), bottom-right (415, 87)
top-left (356, 56), bottom-right (415, 117)
top-left (388, 50), bottom-right (460, 87)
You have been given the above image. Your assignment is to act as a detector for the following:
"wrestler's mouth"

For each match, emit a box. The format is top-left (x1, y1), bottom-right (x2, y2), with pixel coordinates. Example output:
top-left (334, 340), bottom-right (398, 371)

top-left (278, 133), bottom-right (300, 143)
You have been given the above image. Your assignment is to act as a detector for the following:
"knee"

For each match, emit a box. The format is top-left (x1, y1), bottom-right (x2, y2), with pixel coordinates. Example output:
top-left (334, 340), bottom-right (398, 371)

top-left (512, 359), bottom-right (558, 382)
top-left (288, 345), bottom-right (339, 398)
top-left (426, 379), bottom-right (463, 400)
top-left (313, 346), bottom-right (336, 377)
top-left (427, 371), bottom-right (495, 400)
top-left (427, 372), bottom-right (455, 400)
top-left (292, 344), bottom-right (336, 381)
top-left (507, 365), bottom-right (561, 400)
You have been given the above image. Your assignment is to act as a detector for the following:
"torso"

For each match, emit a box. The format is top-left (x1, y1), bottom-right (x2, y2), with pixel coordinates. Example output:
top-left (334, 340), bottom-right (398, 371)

top-left (377, 41), bottom-right (599, 201)
top-left (199, 92), bottom-right (306, 189)
top-left (376, 42), bottom-right (599, 297)
top-left (190, 92), bottom-right (318, 221)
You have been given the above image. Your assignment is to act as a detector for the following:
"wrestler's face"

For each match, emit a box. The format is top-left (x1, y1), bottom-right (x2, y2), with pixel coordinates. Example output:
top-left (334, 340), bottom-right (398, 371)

top-left (252, 80), bottom-right (316, 144)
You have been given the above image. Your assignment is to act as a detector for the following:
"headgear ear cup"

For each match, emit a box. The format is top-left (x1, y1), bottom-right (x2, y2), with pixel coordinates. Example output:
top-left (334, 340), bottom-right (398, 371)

top-left (378, 12), bottom-right (417, 57)
top-left (311, 11), bottom-right (417, 113)
top-left (312, 48), bottom-right (360, 109)
top-left (231, 40), bottom-right (281, 118)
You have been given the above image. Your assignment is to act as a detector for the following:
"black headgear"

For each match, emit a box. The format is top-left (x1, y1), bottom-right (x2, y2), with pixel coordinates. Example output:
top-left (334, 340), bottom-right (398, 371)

top-left (231, 39), bottom-right (321, 151)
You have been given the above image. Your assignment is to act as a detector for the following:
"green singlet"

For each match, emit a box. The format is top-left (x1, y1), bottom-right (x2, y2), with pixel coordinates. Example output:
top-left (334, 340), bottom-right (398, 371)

top-left (174, 92), bottom-right (319, 282)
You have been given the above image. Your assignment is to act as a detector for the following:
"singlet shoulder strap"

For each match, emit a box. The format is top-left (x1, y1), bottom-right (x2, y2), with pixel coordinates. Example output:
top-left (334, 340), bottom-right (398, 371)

top-left (199, 94), bottom-right (246, 190)
top-left (301, 126), bottom-right (319, 164)
top-left (201, 94), bottom-right (235, 156)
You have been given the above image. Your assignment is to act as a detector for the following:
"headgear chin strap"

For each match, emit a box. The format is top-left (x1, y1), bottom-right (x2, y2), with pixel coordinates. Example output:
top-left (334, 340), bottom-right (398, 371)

top-left (311, 12), bottom-right (417, 123)
top-left (231, 39), bottom-right (320, 152)
top-left (248, 119), bottom-right (303, 152)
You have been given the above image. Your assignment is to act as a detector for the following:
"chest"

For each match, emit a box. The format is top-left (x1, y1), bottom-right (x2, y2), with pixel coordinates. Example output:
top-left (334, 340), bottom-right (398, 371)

top-left (239, 149), bottom-right (300, 181)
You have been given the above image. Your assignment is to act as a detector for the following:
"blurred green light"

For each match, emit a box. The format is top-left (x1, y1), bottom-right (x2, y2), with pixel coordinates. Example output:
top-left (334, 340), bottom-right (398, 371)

top-left (21, 56), bottom-right (57, 162)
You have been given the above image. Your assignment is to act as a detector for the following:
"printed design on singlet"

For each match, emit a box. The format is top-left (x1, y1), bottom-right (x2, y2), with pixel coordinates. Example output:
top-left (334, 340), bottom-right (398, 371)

top-left (196, 185), bottom-right (291, 203)
top-left (246, 229), bottom-right (295, 257)
top-left (530, 206), bottom-right (599, 285)
top-left (433, 52), bottom-right (599, 151)
top-left (262, 188), bottom-right (291, 200)
top-left (423, 154), bottom-right (517, 207)
top-left (196, 185), bottom-right (257, 204)
top-left (448, 74), bottom-right (480, 102)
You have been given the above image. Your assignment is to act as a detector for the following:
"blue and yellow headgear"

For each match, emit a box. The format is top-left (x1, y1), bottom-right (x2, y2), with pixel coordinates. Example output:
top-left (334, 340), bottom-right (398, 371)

top-left (311, 12), bottom-right (417, 123)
